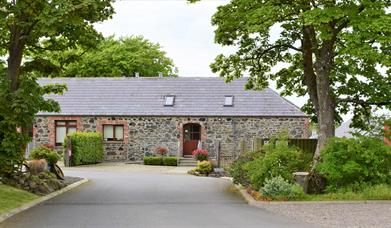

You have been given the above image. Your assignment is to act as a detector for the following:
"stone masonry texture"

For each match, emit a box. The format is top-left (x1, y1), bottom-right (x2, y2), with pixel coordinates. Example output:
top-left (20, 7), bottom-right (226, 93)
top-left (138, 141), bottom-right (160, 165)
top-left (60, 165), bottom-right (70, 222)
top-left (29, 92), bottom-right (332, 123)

top-left (33, 116), bottom-right (310, 161)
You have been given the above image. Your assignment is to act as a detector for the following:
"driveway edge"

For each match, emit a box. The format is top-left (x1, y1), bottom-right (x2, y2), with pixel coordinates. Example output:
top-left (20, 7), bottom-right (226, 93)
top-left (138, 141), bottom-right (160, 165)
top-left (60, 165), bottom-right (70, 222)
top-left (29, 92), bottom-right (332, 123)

top-left (0, 178), bottom-right (89, 223)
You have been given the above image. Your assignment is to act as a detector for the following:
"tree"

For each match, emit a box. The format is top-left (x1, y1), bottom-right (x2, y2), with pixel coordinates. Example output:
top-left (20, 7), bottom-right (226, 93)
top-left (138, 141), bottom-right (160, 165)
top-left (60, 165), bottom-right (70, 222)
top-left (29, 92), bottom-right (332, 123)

top-left (190, 0), bottom-right (391, 161)
top-left (0, 0), bottom-right (114, 176)
top-left (32, 36), bottom-right (176, 77)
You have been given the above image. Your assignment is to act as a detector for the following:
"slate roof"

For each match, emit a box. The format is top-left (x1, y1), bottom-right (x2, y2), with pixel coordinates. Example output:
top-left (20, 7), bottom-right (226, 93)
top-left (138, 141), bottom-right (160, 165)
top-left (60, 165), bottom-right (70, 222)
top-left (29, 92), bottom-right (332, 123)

top-left (37, 77), bottom-right (306, 117)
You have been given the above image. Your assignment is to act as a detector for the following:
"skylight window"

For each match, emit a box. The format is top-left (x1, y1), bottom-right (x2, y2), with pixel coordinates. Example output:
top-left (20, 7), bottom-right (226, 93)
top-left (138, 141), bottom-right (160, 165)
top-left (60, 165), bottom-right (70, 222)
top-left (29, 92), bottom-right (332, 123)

top-left (224, 95), bottom-right (234, 106)
top-left (165, 95), bottom-right (175, 106)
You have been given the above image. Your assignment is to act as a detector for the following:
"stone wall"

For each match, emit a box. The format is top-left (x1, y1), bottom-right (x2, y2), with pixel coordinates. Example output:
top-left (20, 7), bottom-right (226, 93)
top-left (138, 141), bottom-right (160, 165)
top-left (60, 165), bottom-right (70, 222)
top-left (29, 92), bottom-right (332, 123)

top-left (33, 116), bottom-right (310, 161)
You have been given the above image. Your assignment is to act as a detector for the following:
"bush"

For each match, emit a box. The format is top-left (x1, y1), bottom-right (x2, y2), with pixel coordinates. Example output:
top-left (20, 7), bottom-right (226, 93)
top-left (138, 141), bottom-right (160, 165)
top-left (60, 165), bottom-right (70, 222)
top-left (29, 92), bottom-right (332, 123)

top-left (316, 137), bottom-right (391, 192)
top-left (64, 132), bottom-right (103, 166)
top-left (196, 161), bottom-right (213, 174)
top-left (162, 157), bottom-right (177, 166)
top-left (144, 157), bottom-right (178, 166)
top-left (192, 149), bottom-right (208, 161)
top-left (30, 146), bottom-right (60, 166)
top-left (229, 151), bottom-right (263, 187)
top-left (245, 139), bottom-right (303, 190)
top-left (260, 176), bottom-right (305, 200)
top-left (144, 157), bottom-right (162, 165)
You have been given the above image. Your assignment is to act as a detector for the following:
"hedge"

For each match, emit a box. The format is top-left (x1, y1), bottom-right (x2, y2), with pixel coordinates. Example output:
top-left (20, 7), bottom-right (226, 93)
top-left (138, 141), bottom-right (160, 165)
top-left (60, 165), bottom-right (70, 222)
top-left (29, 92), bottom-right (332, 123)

top-left (144, 157), bottom-right (162, 166)
top-left (64, 132), bottom-right (103, 166)
top-left (144, 157), bottom-right (178, 166)
top-left (162, 157), bottom-right (178, 166)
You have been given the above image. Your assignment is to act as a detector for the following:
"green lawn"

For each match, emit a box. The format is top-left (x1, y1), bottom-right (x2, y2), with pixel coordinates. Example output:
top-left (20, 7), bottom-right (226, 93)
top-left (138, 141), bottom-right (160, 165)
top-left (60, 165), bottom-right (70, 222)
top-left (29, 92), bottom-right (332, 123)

top-left (298, 184), bottom-right (391, 201)
top-left (0, 184), bottom-right (39, 214)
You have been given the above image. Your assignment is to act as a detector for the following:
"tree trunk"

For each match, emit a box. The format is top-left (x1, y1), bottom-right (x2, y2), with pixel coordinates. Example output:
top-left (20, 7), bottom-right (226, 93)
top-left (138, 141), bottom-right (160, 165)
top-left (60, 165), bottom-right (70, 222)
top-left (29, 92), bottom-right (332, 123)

top-left (313, 48), bottom-right (335, 164)
top-left (7, 26), bottom-right (24, 92)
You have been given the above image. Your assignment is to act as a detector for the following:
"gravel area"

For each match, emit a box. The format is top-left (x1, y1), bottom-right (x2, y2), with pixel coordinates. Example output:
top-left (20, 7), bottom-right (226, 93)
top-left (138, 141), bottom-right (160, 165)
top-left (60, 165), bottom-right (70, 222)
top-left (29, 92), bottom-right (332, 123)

top-left (256, 201), bottom-right (391, 228)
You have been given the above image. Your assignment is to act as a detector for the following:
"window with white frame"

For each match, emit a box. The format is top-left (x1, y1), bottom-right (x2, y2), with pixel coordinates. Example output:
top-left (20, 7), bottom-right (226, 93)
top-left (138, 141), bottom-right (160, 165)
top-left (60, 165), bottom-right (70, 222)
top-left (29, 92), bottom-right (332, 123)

top-left (224, 95), bottom-right (234, 106)
top-left (55, 121), bottom-right (77, 146)
top-left (164, 95), bottom-right (175, 106)
top-left (103, 125), bottom-right (124, 141)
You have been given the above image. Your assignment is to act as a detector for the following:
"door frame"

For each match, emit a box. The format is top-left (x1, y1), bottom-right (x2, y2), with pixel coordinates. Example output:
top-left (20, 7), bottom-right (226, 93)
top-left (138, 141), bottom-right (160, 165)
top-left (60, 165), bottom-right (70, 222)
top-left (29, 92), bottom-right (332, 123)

top-left (178, 121), bottom-right (207, 157)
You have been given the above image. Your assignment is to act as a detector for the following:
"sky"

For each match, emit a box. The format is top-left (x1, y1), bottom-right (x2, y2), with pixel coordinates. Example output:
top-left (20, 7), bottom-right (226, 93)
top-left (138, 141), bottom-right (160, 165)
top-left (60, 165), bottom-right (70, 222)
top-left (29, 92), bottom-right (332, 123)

top-left (94, 0), bottom-right (233, 77)
top-left (94, 0), bottom-right (350, 118)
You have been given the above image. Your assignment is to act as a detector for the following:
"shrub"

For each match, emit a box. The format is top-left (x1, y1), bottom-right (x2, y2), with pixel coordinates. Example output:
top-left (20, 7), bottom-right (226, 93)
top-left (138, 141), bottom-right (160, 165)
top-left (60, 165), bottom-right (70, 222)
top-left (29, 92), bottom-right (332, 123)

top-left (155, 146), bottom-right (168, 156)
top-left (196, 161), bottom-right (213, 174)
top-left (162, 157), bottom-right (177, 166)
top-left (229, 151), bottom-right (263, 187)
top-left (144, 157), bottom-right (178, 166)
top-left (192, 149), bottom-right (208, 161)
top-left (144, 157), bottom-right (162, 165)
top-left (30, 146), bottom-right (60, 166)
top-left (260, 176), bottom-right (305, 200)
top-left (245, 139), bottom-right (303, 190)
top-left (316, 137), bottom-right (391, 192)
top-left (64, 132), bottom-right (103, 166)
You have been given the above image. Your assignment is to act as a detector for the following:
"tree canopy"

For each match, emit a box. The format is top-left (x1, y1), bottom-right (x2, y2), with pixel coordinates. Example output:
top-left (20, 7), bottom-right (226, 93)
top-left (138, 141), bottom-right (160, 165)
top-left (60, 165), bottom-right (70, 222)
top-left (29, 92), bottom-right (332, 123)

top-left (191, 0), bottom-right (391, 158)
top-left (33, 36), bottom-right (176, 77)
top-left (0, 0), bottom-right (114, 176)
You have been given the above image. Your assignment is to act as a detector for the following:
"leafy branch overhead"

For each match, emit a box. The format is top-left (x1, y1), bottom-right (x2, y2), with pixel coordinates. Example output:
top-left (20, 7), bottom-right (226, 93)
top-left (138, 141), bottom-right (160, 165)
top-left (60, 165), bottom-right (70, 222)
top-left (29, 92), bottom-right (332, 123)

top-left (190, 0), bottom-right (390, 158)
top-left (0, 0), bottom-right (114, 177)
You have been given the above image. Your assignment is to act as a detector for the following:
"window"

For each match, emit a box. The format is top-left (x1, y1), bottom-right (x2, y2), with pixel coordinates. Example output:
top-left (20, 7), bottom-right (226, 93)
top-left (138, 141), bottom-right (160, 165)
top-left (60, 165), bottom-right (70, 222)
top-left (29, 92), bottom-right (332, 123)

top-left (165, 95), bottom-right (175, 106)
top-left (55, 121), bottom-right (77, 146)
top-left (224, 95), bottom-right (234, 106)
top-left (103, 125), bottom-right (124, 141)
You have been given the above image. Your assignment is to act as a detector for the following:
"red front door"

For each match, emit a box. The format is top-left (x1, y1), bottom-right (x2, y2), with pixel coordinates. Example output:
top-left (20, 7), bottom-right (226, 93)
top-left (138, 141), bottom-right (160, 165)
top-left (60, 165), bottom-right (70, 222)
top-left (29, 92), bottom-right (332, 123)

top-left (183, 123), bottom-right (201, 156)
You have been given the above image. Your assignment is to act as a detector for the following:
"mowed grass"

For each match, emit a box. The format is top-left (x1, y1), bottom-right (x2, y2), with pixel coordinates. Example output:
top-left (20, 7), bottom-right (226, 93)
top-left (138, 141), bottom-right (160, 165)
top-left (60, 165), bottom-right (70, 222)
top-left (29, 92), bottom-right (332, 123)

top-left (0, 184), bottom-right (39, 214)
top-left (300, 184), bottom-right (391, 201)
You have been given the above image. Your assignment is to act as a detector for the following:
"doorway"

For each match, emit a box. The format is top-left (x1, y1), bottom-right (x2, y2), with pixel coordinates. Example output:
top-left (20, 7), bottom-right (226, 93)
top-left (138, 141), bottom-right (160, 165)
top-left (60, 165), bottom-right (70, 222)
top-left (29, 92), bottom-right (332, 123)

top-left (183, 123), bottom-right (201, 156)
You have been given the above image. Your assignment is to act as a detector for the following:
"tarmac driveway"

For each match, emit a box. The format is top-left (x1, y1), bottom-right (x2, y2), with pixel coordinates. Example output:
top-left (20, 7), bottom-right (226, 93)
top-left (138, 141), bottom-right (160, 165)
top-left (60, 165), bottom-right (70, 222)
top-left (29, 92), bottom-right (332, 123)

top-left (1, 166), bottom-right (310, 228)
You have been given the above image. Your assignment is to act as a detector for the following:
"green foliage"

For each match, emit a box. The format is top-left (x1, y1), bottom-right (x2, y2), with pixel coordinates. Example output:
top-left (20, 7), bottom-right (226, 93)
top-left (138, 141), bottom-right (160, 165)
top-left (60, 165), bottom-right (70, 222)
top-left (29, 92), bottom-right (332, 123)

top-left (260, 176), bottom-right (305, 200)
top-left (0, 0), bottom-right (113, 176)
top-left (229, 151), bottom-right (263, 187)
top-left (246, 139), bottom-right (304, 190)
top-left (0, 77), bottom-right (65, 177)
top-left (190, 0), bottom-right (391, 131)
top-left (196, 161), bottom-right (213, 174)
top-left (144, 157), bottom-right (178, 166)
top-left (299, 184), bottom-right (391, 201)
top-left (353, 115), bottom-right (391, 139)
top-left (65, 132), bottom-right (103, 166)
top-left (316, 137), bottom-right (391, 192)
top-left (143, 157), bottom-right (162, 166)
top-left (29, 146), bottom-right (60, 166)
top-left (162, 157), bottom-right (178, 166)
top-left (34, 36), bottom-right (176, 77)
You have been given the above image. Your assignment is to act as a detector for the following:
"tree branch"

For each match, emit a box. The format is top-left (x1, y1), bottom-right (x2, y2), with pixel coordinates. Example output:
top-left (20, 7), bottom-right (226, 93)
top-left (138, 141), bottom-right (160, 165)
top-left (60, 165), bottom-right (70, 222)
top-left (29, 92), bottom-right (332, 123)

top-left (258, 44), bottom-right (302, 57)
top-left (338, 98), bottom-right (391, 106)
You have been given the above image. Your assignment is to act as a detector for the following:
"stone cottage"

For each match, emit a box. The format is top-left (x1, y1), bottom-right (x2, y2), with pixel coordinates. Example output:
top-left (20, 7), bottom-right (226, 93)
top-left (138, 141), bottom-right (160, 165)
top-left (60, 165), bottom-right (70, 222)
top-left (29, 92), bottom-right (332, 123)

top-left (33, 77), bottom-right (310, 162)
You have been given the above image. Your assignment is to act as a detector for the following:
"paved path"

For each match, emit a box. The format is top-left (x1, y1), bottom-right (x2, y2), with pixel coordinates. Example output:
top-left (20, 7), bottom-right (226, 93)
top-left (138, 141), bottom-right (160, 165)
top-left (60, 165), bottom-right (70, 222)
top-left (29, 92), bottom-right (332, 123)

top-left (1, 167), bottom-right (310, 228)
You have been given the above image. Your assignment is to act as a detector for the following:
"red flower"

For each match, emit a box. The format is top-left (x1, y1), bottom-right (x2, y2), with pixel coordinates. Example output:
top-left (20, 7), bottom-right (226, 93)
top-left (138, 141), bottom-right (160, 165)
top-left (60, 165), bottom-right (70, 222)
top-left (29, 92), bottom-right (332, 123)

top-left (192, 149), bottom-right (208, 161)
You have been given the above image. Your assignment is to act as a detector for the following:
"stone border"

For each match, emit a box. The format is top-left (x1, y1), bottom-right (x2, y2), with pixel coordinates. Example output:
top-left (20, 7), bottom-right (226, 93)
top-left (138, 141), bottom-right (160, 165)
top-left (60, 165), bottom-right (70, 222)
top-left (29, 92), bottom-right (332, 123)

top-left (0, 178), bottom-right (89, 223)
top-left (234, 184), bottom-right (391, 207)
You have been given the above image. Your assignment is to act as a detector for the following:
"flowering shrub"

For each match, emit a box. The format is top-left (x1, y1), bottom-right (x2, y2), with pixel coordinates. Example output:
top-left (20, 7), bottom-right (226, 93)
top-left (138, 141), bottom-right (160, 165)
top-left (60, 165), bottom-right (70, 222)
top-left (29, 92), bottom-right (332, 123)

top-left (192, 149), bottom-right (208, 161)
top-left (155, 146), bottom-right (168, 156)
top-left (196, 161), bottom-right (213, 174)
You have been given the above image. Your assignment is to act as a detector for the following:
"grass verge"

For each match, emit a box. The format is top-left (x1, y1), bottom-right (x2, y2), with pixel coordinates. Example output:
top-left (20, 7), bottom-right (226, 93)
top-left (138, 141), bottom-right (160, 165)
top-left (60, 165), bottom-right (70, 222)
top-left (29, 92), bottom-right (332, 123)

top-left (300, 184), bottom-right (391, 201)
top-left (0, 184), bottom-right (39, 214)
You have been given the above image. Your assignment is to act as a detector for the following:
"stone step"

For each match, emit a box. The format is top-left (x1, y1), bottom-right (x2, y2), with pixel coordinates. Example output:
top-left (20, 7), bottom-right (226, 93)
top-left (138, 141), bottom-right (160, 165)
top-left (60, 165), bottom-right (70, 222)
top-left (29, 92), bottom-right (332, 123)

top-left (178, 157), bottom-right (197, 167)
